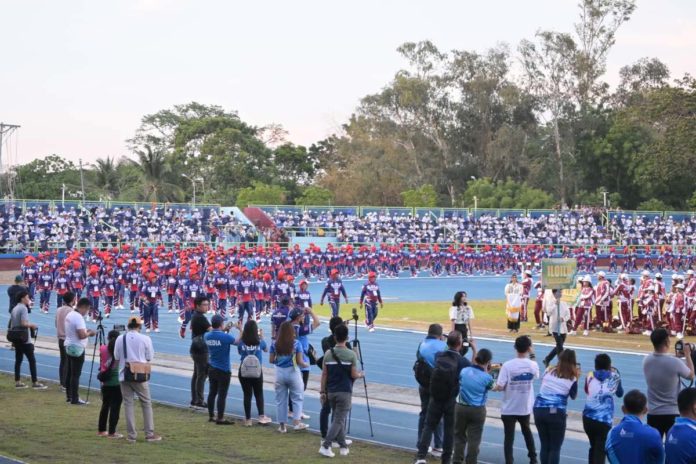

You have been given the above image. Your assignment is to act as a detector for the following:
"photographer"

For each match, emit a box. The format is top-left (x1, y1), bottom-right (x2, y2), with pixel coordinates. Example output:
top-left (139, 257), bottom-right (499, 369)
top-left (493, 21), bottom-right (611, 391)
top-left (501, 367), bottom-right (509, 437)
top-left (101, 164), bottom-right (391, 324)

top-left (318, 323), bottom-right (363, 458)
top-left (451, 348), bottom-right (495, 464)
top-left (415, 331), bottom-right (471, 464)
top-left (289, 306), bottom-right (320, 420)
top-left (189, 296), bottom-right (211, 409)
top-left (320, 316), bottom-right (353, 446)
top-left (642, 327), bottom-right (695, 439)
top-left (55, 291), bottom-right (76, 390)
top-left (64, 297), bottom-right (96, 404)
top-left (415, 324), bottom-right (448, 458)
top-left (9, 290), bottom-right (46, 390)
top-left (449, 292), bottom-right (474, 355)
top-left (495, 335), bottom-right (539, 464)
top-left (665, 388), bottom-right (696, 462)
top-left (204, 315), bottom-right (238, 425)
top-left (98, 330), bottom-right (123, 438)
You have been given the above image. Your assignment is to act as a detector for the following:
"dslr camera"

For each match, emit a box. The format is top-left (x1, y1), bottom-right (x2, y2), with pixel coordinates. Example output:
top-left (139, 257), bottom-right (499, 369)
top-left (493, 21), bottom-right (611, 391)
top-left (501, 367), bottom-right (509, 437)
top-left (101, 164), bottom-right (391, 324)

top-left (675, 340), bottom-right (696, 359)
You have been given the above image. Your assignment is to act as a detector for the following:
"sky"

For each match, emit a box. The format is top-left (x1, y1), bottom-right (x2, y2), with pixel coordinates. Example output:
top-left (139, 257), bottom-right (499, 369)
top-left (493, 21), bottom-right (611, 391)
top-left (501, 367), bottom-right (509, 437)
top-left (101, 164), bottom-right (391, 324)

top-left (1, 0), bottom-right (695, 168)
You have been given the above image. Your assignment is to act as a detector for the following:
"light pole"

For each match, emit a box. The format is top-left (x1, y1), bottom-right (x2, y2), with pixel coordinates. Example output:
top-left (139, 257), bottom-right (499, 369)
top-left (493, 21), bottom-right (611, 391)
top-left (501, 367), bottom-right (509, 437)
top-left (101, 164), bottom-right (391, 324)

top-left (181, 174), bottom-right (204, 206)
top-left (602, 191), bottom-right (608, 208)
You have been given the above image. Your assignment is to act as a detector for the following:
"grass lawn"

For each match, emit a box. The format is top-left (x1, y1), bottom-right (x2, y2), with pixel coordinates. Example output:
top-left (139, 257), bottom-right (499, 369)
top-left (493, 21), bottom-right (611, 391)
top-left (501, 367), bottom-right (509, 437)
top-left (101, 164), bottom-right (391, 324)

top-left (0, 374), bottom-right (411, 464)
top-left (314, 300), bottom-right (696, 353)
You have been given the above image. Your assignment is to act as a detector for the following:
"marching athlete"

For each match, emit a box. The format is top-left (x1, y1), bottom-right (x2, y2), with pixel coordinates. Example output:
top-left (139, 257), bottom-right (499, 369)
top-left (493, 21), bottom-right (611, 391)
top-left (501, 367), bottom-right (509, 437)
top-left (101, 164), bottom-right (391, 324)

top-left (320, 269), bottom-right (348, 318)
top-left (140, 272), bottom-right (162, 333)
top-left (359, 271), bottom-right (383, 332)
top-left (101, 266), bottom-right (117, 318)
top-left (37, 264), bottom-right (54, 314)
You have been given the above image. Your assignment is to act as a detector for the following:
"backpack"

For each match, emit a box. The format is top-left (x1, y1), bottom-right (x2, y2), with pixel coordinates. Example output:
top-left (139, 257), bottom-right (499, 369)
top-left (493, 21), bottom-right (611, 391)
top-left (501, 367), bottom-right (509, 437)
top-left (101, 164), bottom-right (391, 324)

top-left (413, 343), bottom-right (433, 388)
top-left (429, 352), bottom-right (459, 402)
top-left (240, 352), bottom-right (262, 378)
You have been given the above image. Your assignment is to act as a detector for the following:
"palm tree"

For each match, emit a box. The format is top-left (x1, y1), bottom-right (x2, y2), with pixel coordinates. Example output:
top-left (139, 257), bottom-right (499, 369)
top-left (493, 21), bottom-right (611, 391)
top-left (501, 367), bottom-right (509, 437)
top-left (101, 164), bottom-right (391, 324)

top-left (132, 145), bottom-right (183, 202)
top-left (92, 156), bottom-right (121, 199)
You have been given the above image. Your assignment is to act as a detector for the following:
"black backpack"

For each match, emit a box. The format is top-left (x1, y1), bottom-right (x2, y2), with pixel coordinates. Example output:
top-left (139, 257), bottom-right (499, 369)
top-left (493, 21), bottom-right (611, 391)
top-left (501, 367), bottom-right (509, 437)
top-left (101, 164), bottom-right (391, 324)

top-left (413, 343), bottom-right (433, 388)
top-left (429, 352), bottom-right (459, 402)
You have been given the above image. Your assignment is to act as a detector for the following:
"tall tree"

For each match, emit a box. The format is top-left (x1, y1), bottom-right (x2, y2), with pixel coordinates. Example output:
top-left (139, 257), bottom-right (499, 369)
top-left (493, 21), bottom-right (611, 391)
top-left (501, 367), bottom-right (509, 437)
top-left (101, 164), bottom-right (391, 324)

top-left (91, 156), bottom-right (121, 200)
top-left (128, 145), bottom-right (183, 203)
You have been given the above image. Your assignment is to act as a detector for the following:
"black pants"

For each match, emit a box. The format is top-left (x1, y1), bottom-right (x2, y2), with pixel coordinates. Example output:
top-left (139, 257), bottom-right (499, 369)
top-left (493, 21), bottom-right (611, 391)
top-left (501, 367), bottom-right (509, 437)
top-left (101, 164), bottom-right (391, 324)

top-left (647, 414), bottom-right (678, 440)
top-left (239, 371), bottom-right (264, 420)
top-left (534, 408), bottom-right (567, 464)
top-left (207, 367), bottom-right (231, 420)
top-left (582, 416), bottom-right (610, 464)
top-left (289, 370), bottom-right (309, 412)
top-left (66, 352), bottom-right (85, 403)
top-left (99, 385), bottom-right (123, 434)
top-left (417, 397), bottom-right (455, 463)
top-left (58, 339), bottom-right (67, 387)
top-left (191, 353), bottom-right (208, 404)
top-left (14, 343), bottom-right (37, 383)
top-left (320, 395), bottom-right (332, 438)
top-left (501, 414), bottom-right (537, 464)
top-left (544, 333), bottom-right (566, 365)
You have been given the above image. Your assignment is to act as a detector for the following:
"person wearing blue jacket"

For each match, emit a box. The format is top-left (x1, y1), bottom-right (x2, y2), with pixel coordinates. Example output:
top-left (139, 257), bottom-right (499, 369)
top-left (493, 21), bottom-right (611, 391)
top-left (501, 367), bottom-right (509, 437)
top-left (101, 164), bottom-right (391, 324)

top-left (606, 389), bottom-right (664, 464)
top-left (665, 387), bottom-right (696, 464)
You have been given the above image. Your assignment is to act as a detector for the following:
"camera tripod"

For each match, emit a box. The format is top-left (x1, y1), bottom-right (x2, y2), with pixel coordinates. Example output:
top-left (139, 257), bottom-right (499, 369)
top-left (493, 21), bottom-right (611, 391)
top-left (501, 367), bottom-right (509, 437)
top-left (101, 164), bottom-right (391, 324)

top-left (85, 316), bottom-right (106, 403)
top-left (347, 307), bottom-right (374, 437)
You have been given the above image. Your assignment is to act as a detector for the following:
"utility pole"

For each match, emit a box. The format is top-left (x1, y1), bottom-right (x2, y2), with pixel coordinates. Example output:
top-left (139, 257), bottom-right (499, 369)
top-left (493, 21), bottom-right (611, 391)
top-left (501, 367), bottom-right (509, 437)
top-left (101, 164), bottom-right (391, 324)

top-left (0, 123), bottom-right (21, 199)
top-left (79, 158), bottom-right (86, 203)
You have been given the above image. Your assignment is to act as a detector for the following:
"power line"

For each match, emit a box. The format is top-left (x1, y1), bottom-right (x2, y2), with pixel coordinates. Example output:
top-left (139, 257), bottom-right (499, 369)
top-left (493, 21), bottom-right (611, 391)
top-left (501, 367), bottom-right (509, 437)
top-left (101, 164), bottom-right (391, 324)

top-left (0, 122), bottom-right (21, 199)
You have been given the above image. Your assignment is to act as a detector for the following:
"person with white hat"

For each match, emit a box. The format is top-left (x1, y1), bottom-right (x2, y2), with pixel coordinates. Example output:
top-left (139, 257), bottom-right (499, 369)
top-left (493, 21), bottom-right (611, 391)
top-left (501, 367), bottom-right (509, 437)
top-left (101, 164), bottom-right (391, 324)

top-left (571, 276), bottom-right (594, 336)
top-left (521, 270), bottom-right (533, 323)
top-left (595, 272), bottom-right (611, 329)
top-left (613, 274), bottom-right (632, 333)
top-left (637, 271), bottom-right (653, 318)
top-left (670, 284), bottom-right (687, 338)
top-left (654, 273), bottom-right (666, 321)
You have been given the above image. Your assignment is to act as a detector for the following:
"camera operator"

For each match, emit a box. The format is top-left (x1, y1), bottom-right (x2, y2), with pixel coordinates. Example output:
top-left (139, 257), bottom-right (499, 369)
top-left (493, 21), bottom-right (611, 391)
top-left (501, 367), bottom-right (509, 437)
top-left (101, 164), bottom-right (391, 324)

top-left (64, 297), bottom-right (96, 404)
top-left (494, 335), bottom-right (539, 464)
top-left (320, 316), bottom-right (353, 447)
top-left (189, 296), bottom-right (211, 409)
top-left (7, 274), bottom-right (27, 313)
top-left (415, 331), bottom-right (472, 464)
top-left (665, 388), bottom-right (696, 462)
top-left (318, 323), bottom-right (363, 458)
top-left (449, 292), bottom-right (474, 356)
top-left (204, 315), bottom-right (238, 425)
top-left (415, 324), bottom-right (448, 458)
top-left (9, 290), bottom-right (46, 390)
top-left (288, 305), bottom-right (320, 420)
top-left (55, 291), bottom-right (76, 390)
top-left (642, 327), bottom-right (695, 439)
top-left (605, 390), bottom-right (663, 464)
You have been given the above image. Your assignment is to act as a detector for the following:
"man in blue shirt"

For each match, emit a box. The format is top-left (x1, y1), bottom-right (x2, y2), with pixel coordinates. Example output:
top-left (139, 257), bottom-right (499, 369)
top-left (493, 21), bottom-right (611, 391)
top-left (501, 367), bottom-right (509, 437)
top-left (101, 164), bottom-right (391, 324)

top-left (451, 349), bottom-right (494, 464)
top-left (416, 324), bottom-right (447, 457)
top-left (204, 315), bottom-right (238, 425)
top-left (666, 387), bottom-right (696, 464)
top-left (606, 389), bottom-right (664, 464)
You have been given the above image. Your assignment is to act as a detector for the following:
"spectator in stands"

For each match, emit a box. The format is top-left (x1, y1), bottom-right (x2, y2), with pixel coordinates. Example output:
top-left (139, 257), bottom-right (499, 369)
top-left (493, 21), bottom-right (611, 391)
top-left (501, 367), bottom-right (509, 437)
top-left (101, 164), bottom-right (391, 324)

top-left (665, 387), bottom-right (696, 463)
top-left (605, 389), bottom-right (664, 464)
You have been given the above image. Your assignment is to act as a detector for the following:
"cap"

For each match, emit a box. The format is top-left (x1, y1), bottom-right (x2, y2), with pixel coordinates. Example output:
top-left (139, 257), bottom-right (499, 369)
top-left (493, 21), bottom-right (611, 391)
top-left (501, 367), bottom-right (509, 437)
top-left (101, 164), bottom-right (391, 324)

top-left (677, 283), bottom-right (686, 290)
top-left (597, 271), bottom-right (606, 278)
top-left (655, 273), bottom-right (662, 279)
top-left (688, 270), bottom-right (695, 276)
top-left (524, 270), bottom-right (532, 276)
top-left (288, 308), bottom-right (304, 320)
top-left (641, 270), bottom-right (650, 277)
top-left (14, 274), bottom-right (23, 283)
top-left (583, 275), bottom-right (592, 283)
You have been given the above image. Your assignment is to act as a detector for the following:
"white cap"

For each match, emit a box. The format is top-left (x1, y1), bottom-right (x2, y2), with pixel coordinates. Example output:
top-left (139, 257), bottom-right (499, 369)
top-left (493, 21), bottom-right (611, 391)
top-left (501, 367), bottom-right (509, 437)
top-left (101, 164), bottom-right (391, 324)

top-left (688, 270), bottom-right (695, 276)
top-left (672, 273), bottom-right (678, 280)
top-left (598, 271), bottom-right (606, 277)
top-left (677, 283), bottom-right (685, 290)
top-left (655, 273), bottom-right (662, 279)
top-left (621, 273), bottom-right (629, 280)
top-left (524, 270), bottom-right (532, 276)
top-left (642, 270), bottom-right (650, 277)
top-left (583, 275), bottom-right (592, 283)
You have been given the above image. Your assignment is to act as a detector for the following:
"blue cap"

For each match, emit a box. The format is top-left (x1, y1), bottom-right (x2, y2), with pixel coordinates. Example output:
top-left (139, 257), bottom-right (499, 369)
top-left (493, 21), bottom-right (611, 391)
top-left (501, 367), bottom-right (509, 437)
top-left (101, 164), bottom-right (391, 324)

top-left (14, 275), bottom-right (23, 283)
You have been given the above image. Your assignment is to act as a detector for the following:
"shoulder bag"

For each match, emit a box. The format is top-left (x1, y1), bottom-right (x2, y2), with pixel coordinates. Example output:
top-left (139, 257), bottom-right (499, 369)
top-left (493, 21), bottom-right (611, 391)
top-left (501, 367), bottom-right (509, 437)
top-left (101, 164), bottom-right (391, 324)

top-left (123, 333), bottom-right (151, 383)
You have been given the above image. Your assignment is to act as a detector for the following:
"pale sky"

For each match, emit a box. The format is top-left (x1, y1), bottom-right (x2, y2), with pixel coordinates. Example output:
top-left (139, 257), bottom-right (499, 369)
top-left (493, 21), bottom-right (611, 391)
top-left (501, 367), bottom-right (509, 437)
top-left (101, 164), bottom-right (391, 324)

top-left (1, 0), bottom-right (695, 167)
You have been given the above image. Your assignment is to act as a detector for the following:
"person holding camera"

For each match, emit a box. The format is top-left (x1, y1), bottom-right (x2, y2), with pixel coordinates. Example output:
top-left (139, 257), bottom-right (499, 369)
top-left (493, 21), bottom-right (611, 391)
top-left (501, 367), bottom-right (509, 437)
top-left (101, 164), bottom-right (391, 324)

top-left (449, 292), bottom-right (474, 355)
top-left (450, 348), bottom-right (495, 464)
top-left (114, 316), bottom-right (160, 443)
top-left (642, 327), bottom-right (695, 439)
top-left (98, 329), bottom-right (123, 438)
top-left (204, 315), bottom-right (238, 425)
top-left (665, 388), bottom-right (696, 463)
top-left (9, 290), bottom-right (46, 390)
top-left (64, 298), bottom-right (96, 404)
top-left (237, 319), bottom-right (271, 426)
top-left (605, 390), bottom-right (664, 464)
top-left (320, 316), bottom-right (353, 446)
top-left (55, 291), bottom-right (76, 390)
top-left (318, 323), bottom-right (363, 458)
top-left (533, 349), bottom-right (579, 464)
top-left (189, 296), bottom-right (211, 409)
top-left (415, 324), bottom-right (448, 458)
top-left (582, 354), bottom-right (624, 464)
top-left (270, 321), bottom-right (309, 433)
top-left (495, 335), bottom-right (539, 464)
top-left (288, 305), bottom-right (320, 420)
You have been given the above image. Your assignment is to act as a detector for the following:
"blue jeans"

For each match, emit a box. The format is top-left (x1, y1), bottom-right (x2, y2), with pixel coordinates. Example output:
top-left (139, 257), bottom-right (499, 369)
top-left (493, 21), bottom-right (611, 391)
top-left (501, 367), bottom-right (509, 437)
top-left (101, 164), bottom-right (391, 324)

top-left (534, 407), bottom-right (567, 464)
top-left (275, 366), bottom-right (304, 424)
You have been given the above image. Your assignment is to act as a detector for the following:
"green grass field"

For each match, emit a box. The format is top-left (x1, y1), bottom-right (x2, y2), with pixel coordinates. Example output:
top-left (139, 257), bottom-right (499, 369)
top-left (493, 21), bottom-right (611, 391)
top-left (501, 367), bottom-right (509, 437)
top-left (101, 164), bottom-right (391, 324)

top-left (313, 300), bottom-right (696, 353)
top-left (0, 374), bottom-right (411, 464)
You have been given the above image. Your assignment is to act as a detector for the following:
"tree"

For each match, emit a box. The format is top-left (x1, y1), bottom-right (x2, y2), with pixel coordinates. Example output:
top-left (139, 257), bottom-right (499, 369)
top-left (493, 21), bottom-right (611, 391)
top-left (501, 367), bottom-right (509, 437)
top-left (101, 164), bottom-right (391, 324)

top-left (127, 145), bottom-right (183, 203)
top-left (459, 178), bottom-right (554, 209)
top-left (14, 155), bottom-right (80, 200)
top-left (401, 184), bottom-right (438, 207)
top-left (236, 182), bottom-right (286, 207)
top-left (273, 143), bottom-right (319, 201)
top-left (295, 186), bottom-right (334, 206)
top-left (91, 156), bottom-right (122, 200)
top-left (615, 57), bottom-right (670, 106)
top-left (637, 198), bottom-right (671, 211)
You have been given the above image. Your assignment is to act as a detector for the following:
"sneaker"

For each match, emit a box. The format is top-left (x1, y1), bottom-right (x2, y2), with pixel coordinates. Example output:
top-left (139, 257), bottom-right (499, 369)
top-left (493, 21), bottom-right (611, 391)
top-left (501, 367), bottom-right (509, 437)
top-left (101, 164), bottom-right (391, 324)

top-left (301, 413), bottom-right (311, 420)
top-left (430, 447), bottom-right (443, 458)
top-left (215, 419), bottom-right (235, 425)
top-left (331, 439), bottom-right (353, 448)
top-left (97, 431), bottom-right (108, 437)
top-left (15, 382), bottom-right (28, 389)
top-left (154, 328), bottom-right (160, 333)
top-left (107, 433), bottom-right (124, 439)
top-left (60, 386), bottom-right (66, 392)
top-left (277, 426), bottom-right (287, 434)
top-left (294, 422), bottom-right (310, 431)
top-left (146, 328), bottom-right (151, 333)
top-left (319, 446), bottom-right (335, 458)
top-left (105, 313), bottom-right (110, 319)
top-left (569, 330), bottom-right (577, 335)
top-left (368, 327), bottom-right (375, 333)
top-left (582, 330), bottom-right (589, 336)
top-left (339, 448), bottom-right (349, 457)
top-left (71, 399), bottom-right (89, 405)
top-left (677, 332), bottom-right (685, 340)
top-left (126, 437), bottom-right (137, 443)
top-left (177, 316), bottom-right (184, 323)
top-left (32, 382), bottom-right (48, 390)
top-left (414, 460), bottom-right (427, 464)
top-left (179, 327), bottom-right (186, 339)
top-left (208, 417), bottom-right (215, 422)
top-left (244, 419), bottom-right (253, 427)
top-left (542, 358), bottom-right (550, 368)
top-left (145, 434), bottom-right (162, 442)
top-left (258, 415), bottom-right (272, 425)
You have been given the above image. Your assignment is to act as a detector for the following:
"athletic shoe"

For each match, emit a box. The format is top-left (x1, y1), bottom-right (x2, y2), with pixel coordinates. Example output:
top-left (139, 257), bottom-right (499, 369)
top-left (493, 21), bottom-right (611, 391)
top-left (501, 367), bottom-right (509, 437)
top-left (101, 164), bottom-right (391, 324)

top-left (97, 432), bottom-right (108, 437)
top-left (154, 328), bottom-right (160, 333)
top-left (168, 310), bottom-right (174, 313)
top-left (105, 314), bottom-right (110, 319)
top-left (15, 382), bottom-right (28, 389)
top-left (368, 327), bottom-right (375, 333)
top-left (569, 330), bottom-right (577, 336)
top-left (414, 460), bottom-right (427, 464)
top-left (542, 358), bottom-right (550, 368)
top-left (145, 328), bottom-right (151, 333)
top-left (177, 316), bottom-right (184, 323)
top-left (294, 422), bottom-right (309, 431)
top-left (60, 386), bottom-right (66, 392)
top-left (430, 447), bottom-right (443, 458)
top-left (318, 446), bottom-right (335, 458)
top-left (277, 426), bottom-right (287, 434)
top-left (32, 382), bottom-right (48, 390)
top-left (582, 330), bottom-right (589, 336)
top-left (126, 437), bottom-right (137, 443)
top-left (215, 419), bottom-right (234, 425)
top-left (258, 415), bottom-right (272, 425)
top-left (71, 399), bottom-right (89, 405)
top-left (339, 448), bottom-right (349, 457)
top-left (331, 439), bottom-right (352, 448)
top-left (179, 327), bottom-right (186, 339)
top-left (145, 434), bottom-right (162, 442)
top-left (677, 332), bottom-right (684, 340)
top-left (243, 420), bottom-right (253, 427)
top-left (301, 413), bottom-right (311, 420)
top-left (107, 433), bottom-right (124, 439)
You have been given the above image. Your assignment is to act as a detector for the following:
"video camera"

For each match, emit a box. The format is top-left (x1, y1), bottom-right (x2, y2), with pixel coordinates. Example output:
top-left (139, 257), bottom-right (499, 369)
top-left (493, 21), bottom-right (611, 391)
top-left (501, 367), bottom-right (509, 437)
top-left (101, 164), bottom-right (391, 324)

top-left (352, 307), bottom-right (359, 322)
top-left (675, 340), bottom-right (696, 359)
top-left (113, 324), bottom-right (126, 334)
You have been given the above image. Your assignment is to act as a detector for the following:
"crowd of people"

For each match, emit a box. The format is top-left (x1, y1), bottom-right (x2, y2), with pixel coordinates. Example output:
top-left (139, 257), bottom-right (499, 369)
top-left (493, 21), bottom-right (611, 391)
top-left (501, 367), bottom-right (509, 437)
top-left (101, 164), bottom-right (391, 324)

top-left (0, 203), bottom-right (256, 252)
top-left (414, 289), bottom-right (696, 464)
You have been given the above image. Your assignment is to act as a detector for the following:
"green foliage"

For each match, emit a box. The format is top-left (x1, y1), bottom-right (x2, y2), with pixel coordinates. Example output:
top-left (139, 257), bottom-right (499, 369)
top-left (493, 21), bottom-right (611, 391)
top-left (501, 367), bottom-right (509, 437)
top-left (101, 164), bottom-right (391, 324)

top-left (236, 182), bottom-right (286, 207)
top-left (14, 155), bottom-right (81, 200)
top-left (459, 178), bottom-right (555, 209)
top-left (400, 184), bottom-right (438, 207)
top-left (637, 198), bottom-right (672, 211)
top-left (295, 186), bottom-right (334, 206)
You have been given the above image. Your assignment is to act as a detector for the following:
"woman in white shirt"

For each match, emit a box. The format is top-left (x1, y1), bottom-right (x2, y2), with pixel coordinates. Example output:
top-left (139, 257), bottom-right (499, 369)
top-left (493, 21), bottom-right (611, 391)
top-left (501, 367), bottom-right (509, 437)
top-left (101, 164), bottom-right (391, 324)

top-left (449, 291), bottom-right (474, 355)
top-left (505, 275), bottom-right (523, 333)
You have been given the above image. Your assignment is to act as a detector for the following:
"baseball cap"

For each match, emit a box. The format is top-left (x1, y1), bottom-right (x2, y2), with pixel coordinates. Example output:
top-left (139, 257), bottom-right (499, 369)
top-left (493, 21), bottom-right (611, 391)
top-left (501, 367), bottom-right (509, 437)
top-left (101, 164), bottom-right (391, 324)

top-left (14, 275), bottom-right (23, 283)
